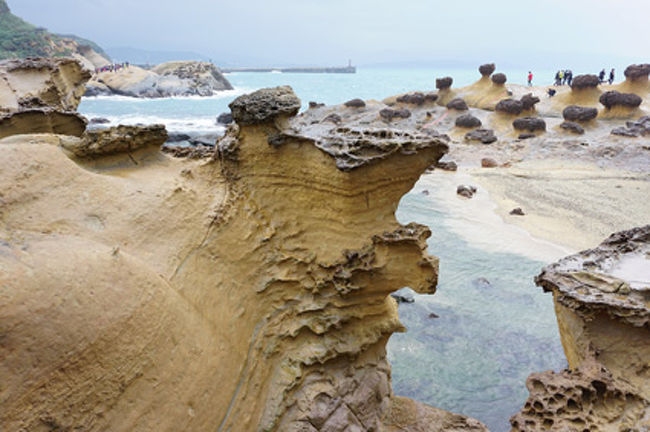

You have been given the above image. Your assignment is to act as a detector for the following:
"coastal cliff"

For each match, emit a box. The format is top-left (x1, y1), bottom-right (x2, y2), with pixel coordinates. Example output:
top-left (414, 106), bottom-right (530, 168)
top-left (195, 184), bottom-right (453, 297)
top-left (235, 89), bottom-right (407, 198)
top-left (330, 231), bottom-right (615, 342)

top-left (85, 61), bottom-right (233, 98)
top-left (0, 62), bottom-right (489, 431)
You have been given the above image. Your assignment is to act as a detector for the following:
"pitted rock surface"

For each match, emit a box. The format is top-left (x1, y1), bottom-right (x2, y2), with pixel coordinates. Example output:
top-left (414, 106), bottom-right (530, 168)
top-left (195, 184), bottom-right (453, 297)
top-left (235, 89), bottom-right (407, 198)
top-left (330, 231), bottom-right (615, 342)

top-left (379, 108), bottom-right (411, 121)
top-left (0, 109), bottom-right (87, 139)
top-left (229, 86), bottom-right (301, 125)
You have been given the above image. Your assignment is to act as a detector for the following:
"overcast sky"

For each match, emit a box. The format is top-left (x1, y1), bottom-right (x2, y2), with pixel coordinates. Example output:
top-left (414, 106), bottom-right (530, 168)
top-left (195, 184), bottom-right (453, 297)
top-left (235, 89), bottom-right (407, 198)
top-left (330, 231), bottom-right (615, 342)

top-left (10, 0), bottom-right (650, 68)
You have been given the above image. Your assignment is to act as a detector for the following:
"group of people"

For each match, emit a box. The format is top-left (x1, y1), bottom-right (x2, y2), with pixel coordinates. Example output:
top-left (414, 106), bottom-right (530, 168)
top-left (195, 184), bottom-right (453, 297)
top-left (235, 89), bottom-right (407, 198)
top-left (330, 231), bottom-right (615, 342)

top-left (94, 62), bottom-right (130, 74)
top-left (553, 70), bottom-right (574, 86)
top-left (599, 68), bottom-right (616, 85)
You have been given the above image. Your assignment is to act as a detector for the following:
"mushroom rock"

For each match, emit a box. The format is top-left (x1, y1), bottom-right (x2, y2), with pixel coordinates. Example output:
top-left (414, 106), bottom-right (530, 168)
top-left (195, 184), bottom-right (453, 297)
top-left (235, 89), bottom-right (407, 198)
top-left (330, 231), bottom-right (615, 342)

top-left (513, 117), bottom-right (546, 132)
top-left (379, 107), bottom-right (411, 121)
top-left (478, 63), bottom-right (496, 77)
top-left (491, 73), bottom-right (507, 85)
top-left (520, 93), bottom-right (540, 111)
top-left (562, 105), bottom-right (598, 122)
top-left (624, 63), bottom-right (650, 81)
top-left (512, 226), bottom-right (650, 431)
top-left (455, 113), bottom-right (482, 128)
top-left (396, 92), bottom-right (438, 105)
top-left (435, 77), bottom-right (453, 90)
top-left (570, 74), bottom-right (600, 90)
top-left (599, 90), bottom-right (642, 109)
top-left (343, 98), bottom-right (366, 108)
top-left (495, 98), bottom-right (524, 115)
top-left (0, 86), bottom-right (488, 431)
top-left (446, 98), bottom-right (468, 111)
top-left (559, 121), bottom-right (585, 135)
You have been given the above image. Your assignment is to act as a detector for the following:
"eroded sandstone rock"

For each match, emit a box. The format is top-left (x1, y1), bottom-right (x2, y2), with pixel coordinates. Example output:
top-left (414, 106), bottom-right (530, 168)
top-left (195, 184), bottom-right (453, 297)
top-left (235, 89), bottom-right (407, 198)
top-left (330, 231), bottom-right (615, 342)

top-left (0, 108), bottom-right (87, 139)
top-left (62, 124), bottom-right (168, 157)
top-left (379, 107), bottom-right (412, 121)
top-left (436, 77), bottom-right (453, 90)
top-left (520, 93), bottom-right (540, 111)
top-left (491, 73), bottom-right (507, 85)
top-left (624, 63), bottom-right (650, 81)
top-left (559, 121), bottom-right (585, 135)
top-left (599, 90), bottom-right (643, 109)
top-left (446, 98), bottom-right (468, 111)
top-left (479, 63), bottom-right (496, 77)
top-left (513, 117), bottom-right (546, 132)
top-left (562, 105), bottom-right (598, 122)
top-left (495, 98), bottom-right (524, 115)
top-left (455, 114), bottom-right (482, 128)
top-left (396, 92), bottom-right (438, 105)
top-left (344, 98), bottom-right (366, 108)
top-left (229, 85), bottom-right (301, 125)
top-left (465, 128), bottom-right (497, 144)
top-left (571, 74), bottom-right (600, 89)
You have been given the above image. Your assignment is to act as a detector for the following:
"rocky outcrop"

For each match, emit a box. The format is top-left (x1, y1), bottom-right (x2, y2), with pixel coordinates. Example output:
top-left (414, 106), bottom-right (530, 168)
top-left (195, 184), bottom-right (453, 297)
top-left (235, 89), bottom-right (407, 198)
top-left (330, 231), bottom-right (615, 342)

top-left (436, 77), bottom-right (453, 90)
top-left (513, 226), bottom-right (650, 431)
top-left (520, 93), bottom-right (540, 111)
top-left (446, 98), bottom-right (468, 111)
top-left (570, 74), bottom-right (600, 89)
top-left (0, 86), bottom-right (487, 431)
top-left (513, 117), bottom-right (546, 132)
top-left (0, 57), bottom-right (90, 112)
top-left (599, 90), bottom-right (643, 109)
top-left (0, 108), bottom-right (86, 138)
top-left (465, 128), bottom-right (497, 144)
top-left (396, 92), bottom-right (438, 105)
top-left (491, 73), bottom-right (507, 85)
top-left (344, 98), bottom-right (366, 108)
top-left (62, 124), bottom-right (168, 157)
top-left (624, 63), bottom-right (650, 81)
top-left (559, 121), bottom-right (585, 134)
top-left (217, 112), bottom-right (233, 124)
top-left (479, 63), bottom-right (495, 77)
top-left (495, 98), bottom-right (524, 115)
top-left (562, 105), bottom-right (598, 122)
top-left (379, 107), bottom-right (411, 121)
top-left (85, 61), bottom-right (233, 98)
top-left (455, 113), bottom-right (482, 128)
top-left (611, 116), bottom-right (650, 137)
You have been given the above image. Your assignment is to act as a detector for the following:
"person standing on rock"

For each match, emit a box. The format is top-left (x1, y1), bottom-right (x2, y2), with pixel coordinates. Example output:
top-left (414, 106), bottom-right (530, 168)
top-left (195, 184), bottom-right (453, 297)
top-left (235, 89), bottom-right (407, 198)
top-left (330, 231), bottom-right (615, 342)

top-left (527, 71), bottom-right (533, 86)
top-left (599, 69), bottom-right (606, 83)
top-left (609, 68), bottom-right (615, 85)
top-left (566, 70), bottom-right (573, 86)
top-left (554, 71), bottom-right (561, 86)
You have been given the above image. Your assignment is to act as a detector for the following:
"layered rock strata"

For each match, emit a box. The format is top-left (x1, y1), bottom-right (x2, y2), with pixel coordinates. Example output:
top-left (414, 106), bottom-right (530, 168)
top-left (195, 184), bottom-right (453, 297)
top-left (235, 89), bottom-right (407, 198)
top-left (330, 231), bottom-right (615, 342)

top-left (0, 86), bottom-right (489, 431)
top-left (512, 226), bottom-right (650, 431)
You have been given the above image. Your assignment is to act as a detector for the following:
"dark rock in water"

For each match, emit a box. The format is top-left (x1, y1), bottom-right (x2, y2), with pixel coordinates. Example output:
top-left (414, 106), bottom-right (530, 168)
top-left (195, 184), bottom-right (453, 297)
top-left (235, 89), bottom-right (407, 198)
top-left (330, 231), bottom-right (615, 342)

top-left (167, 132), bottom-right (192, 142)
top-left (457, 184), bottom-right (477, 198)
top-left (428, 312), bottom-right (440, 319)
top-left (520, 93), bottom-right (540, 110)
top-left (216, 112), bottom-right (233, 124)
top-left (229, 86), bottom-right (301, 125)
top-left (446, 98), bottom-right (468, 111)
top-left (495, 98), bottom-right (524, 115)
top-left (322, 113), bottom-right (342, 124)
top-left (610, 116), bottom-right (650, 137)
top-left (434, 160), bottom-right (458, 171)
top-left (624, 63), bottom-right (650, 80)
top-left (473, 277), bottom-right (492, 289)
top-left (308, 101), bottom-right (325, 109)
top-left (465, 128), bottom-right (497, 144)
top-left (479, 63), bottom-right (496, 77)
top-left (421, 189), bottom-right (429, 196)
top-left (562, 105), bottom-right (598, 122)
top-left (344, 98), bottom-right (366, 108)
top-left (455, 113), bottom-right (482, 128)
top-left (599, 91), bottom-right (642, 109)
top-left (391, 288), bottom-right (415, 304)
top-left (491, 73), bottom-right (507, 85)
top-left (189, 134), bottom-right (219, 147)
top-left (571, 74), bottom-right (600, 89)
top-left (510, 207), bottom-right (525, 216)
top-left (559, 121), bottom-right (585, 135)
top-left (481, 157), bottom-right (498, 168)
top-left (89, 117), bottom-right (110, 125)
top-left (518, 133), bottom-right (536, 140)
top-left (436, 77), bottom-right (453, 90)
top-left (379, 108), bottom-right (411, 121)
top-left (513, 117), bottom-right (546, 132)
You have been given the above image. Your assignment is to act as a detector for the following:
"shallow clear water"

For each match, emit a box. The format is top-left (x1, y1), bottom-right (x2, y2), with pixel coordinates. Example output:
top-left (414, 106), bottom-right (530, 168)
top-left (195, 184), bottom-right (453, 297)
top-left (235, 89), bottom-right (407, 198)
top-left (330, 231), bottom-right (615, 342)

top-left (78, 68), bottom-right (567, 431)
top-left (391, 180), bottom-right (566, 432)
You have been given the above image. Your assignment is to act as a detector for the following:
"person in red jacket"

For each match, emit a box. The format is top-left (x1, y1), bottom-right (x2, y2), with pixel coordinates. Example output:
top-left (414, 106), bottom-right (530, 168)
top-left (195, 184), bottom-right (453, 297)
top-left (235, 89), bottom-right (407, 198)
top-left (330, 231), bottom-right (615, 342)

top-left (527, 71), bottom-right (533, 86)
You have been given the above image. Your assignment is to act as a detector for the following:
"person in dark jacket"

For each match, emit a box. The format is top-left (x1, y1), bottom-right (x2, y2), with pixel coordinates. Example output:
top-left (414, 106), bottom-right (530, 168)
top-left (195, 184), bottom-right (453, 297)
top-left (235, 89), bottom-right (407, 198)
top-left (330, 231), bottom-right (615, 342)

top-left (608, 69), bottom-right (615, 85)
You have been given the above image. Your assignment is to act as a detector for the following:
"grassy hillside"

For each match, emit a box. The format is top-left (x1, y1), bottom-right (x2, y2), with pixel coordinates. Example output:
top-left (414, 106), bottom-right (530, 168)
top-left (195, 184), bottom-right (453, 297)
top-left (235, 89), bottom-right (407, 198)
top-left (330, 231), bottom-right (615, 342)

top-left (0, 0), bottom-right (109, 60)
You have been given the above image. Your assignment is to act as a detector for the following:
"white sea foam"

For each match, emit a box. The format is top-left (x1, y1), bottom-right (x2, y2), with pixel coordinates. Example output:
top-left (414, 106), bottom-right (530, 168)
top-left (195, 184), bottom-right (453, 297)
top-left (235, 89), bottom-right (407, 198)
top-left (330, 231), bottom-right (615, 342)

top-left (82, 87), bottom-right (251, 102)
top-left (85, 114), bottom-right (226, 134)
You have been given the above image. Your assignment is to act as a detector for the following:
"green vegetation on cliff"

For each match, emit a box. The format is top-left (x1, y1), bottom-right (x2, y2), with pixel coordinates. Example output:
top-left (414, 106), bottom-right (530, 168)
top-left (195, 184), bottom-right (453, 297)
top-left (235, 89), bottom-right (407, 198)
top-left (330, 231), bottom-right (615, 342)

top-left (0, 0), bottom-right (109, 60)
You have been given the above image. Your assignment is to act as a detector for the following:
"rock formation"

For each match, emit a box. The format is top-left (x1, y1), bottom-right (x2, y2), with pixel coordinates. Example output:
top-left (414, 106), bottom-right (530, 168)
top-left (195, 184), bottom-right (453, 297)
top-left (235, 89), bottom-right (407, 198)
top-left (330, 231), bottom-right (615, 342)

top-left (455, 113), bottom-right (482, 128)
top-left (344, 98), bottom-right (366, 108)
top-left (446, 98), bottom-right (468, 111)
top-left (0, 108), bottom-right (87, 138)
top-left (491, 73), bottom-right (507, 85)
top-left (379, 107), bottom-right (411, 121)
top-left (465, 128), bottom-right (497, 144)
top-left (559, 121), bottom-right (585, 135)
top-left (571, 74), bottom-right (600, 90)
top-left (85, 61), bottom-right (233, 98)
top-left (611, 115), bottom-right (650, 137)
top-left (436, 77), bottom-right (453, 90)
top-left (63, 124), bottom-right (168, 157)
top-left (0, 85), bottom-right (492, 431)
top-left (513, 117), bottom-right (546, 132)
top-left (396, 92), bottom-right (438, 105)
top-left (624, 64), bottom-right (650, 81)
top-left (512, 226), bottom-right (650, 431)
top-left (562, 105), bottom-right (598, 122)
top-left (478, 63), bottom-right (495, 77)
top-left (495, 98), bottom-right (524, 115)
top-left (520, 93), bottom-right (540, 111)
top-left (599, 90), bottom-right (643, 109)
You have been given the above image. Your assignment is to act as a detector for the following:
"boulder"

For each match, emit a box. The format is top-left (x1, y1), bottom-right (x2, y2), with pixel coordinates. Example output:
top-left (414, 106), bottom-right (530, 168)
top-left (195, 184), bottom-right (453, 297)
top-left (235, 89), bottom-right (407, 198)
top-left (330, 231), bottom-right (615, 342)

top-left (89, 117), bottom-right (110, 125)
top-left (344, 98), bottom-right (366, 108)
top-left (518, 133), bottom-right (536, 140)
top-left (481, 158), bottom-right (498, 168)
top-left (559, 121), bottom-right (585, 135)
top-left (520, 93), bottom-right (540, 111)
top-left (623, 63), bottom-right (650, 81)
top-left (62, 124), bottom-right (168, 157)
top-left (435, 77), bottom-right (453, 90)
top-left (229, 86), bottom-right (301, 125)
top-left (570, 74), bottom-right (600, 89)
top-left (513, 117), bottom-right (546, 132)
top-left (216, 112), bottom-right (233, 124)
top-left (151, 61), bottom-right (233, 93)
top-left (610, 116), bottom-right (650, 137)
top-left (562, 105), bottom-right (598, 122)
top-left (322, 113), bottom-right (342, 124)
top-left (446, 98), bottom-right (468, 111)
top-left (433, 160), bottom-right (458, 171)
top-left (491, 73), bottom-right (507, 85)
top-left (455, 114), bottom-right (482, 128)
top-left (396, 92), bottom-right (437, 105)
top-left (309, 101), bottom-right (325, 109)
top-left (479, 63), bottom-right (496, 77)
top-left (509, 208), bottom-right (525, 216)
top-left (167, 132), bottom-right (192, 142)
top-left (379, 108), bottom-right (411, 121)
top-left (465, 128), bottom-right (497, 144)
top-left (457, 185), bottom-right (477, 198)
top-left (599, 91), bottom-right (643, 109)
top-left (495, 99), bottom-right (524, 115)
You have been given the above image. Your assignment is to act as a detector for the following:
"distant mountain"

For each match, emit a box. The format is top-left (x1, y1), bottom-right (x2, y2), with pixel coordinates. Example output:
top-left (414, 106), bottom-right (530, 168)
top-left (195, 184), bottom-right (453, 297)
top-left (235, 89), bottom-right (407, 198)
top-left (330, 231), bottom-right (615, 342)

top-left (0, 0), bottom-right (110, 67)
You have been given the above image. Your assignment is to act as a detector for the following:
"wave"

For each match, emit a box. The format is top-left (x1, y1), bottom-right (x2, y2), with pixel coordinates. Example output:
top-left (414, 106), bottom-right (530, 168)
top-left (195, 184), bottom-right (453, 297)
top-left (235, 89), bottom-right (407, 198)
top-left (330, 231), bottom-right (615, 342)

top-left (85, 114), bottom-right (226, 134)
top-left (82, 87), bottom-right (252, 102)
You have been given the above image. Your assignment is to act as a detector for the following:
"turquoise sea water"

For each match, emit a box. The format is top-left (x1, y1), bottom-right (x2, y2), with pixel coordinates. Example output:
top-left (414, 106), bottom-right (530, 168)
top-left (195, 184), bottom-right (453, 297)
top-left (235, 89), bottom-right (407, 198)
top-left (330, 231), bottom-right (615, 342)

top-left (78, 68), bottom-right (567, 431)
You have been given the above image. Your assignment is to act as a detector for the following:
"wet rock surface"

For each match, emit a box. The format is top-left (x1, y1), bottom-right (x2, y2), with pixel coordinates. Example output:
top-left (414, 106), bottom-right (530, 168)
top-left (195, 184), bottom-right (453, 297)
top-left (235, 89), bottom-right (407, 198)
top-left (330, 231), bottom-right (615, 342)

top-left (513, 117), bottom-right (546, 132)
top-left (562, 105), bottom-right (598, 122)
top-left (599, 90), bottom-right (643, 109)
top-left (229, 86), bottom-right (301, 125)
top-left (465, 128), bottom-right (497, 144)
